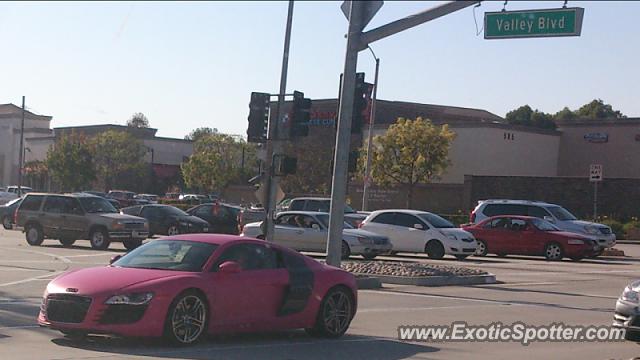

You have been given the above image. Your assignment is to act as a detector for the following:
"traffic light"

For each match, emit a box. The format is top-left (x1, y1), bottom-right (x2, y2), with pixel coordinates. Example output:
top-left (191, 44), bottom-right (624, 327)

top-left (352, 73), bottom-right (367, 134)
top-left (274, 154), bottom-right (297, 176)
top-left (290, 91), bottom-right (311, 138)
top-left (247, 92), bottom-right (270, 143)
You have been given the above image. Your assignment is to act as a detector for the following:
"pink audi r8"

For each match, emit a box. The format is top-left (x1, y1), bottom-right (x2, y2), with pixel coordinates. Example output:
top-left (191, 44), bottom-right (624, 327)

top-left (38, 234), bottom-right (357, 345)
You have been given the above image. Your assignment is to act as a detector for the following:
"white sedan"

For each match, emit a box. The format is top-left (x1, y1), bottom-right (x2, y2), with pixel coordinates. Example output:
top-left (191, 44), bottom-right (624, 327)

top-left (360, 209), bottom-right (477, 260)
top-left (241, 211), bottom-right (392, 260)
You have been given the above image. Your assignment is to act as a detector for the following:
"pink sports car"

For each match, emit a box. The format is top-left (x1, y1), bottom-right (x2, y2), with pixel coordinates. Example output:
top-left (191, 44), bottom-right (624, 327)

top-left (38, 234), bottom-right (357, 345)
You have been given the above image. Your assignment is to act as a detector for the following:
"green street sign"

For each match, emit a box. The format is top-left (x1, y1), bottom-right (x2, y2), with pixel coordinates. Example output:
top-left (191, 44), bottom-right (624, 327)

top-left (484, 7), bottom-right (584, 39)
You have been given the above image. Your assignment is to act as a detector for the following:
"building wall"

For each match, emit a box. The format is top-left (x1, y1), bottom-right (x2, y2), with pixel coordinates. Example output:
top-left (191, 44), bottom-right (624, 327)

top-left (557, 122), bottom-right (640, 179)
top-left (143, 138), bottom-right (193, 166)
top-left (0, 116), bottom-right (51, 185)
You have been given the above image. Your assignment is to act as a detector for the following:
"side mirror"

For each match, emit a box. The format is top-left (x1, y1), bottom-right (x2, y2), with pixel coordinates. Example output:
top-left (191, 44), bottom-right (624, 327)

top-left (543, 216), bottom-right (555, 223)
top-left (311, 223), bottom-right (320, 230)
top-left (218, 261), bottom-right (241, 274)
top-left (109, 255), bottom-right (122, 265)
top-left (413, 223), bottom-right (424, 230)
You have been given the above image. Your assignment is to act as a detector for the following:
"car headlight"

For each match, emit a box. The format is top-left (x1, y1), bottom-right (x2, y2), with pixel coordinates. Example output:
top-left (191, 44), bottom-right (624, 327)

top-left (446, 234), bottom-right (458, 241)
top-left (584, 225), bottom-right (599, 235)
top-left (567, 239), bottom-right (585, 245)
top-left (105, 292), bottom-right (154, 305)
top-left (356, 236), bottom-right (374, 245)
top-left (622, 287), bottom-right (639, 303)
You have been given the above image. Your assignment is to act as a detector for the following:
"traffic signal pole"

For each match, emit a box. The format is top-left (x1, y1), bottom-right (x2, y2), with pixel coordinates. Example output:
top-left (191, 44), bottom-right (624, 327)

top-left (264, 0), bottom-right (294, 242)
top-left (362, 51), bottom-right (379, 212)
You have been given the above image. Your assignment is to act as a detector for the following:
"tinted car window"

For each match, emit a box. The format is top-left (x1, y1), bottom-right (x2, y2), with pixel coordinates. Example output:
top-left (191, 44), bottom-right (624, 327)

top-left (214, 243), bottom-right (279, 271)
top-left (19, 195), bottom-right (43, 211)
top-left (545, 206), bottom-right (578, 221)
top-left (526, 206), bottom-right (551, 218)
top-left (305, 200), bottom-right (329, 212)
top-left (141, 206), bottom-right (162, 218)
top-left (114, 240), bottom-right (218, 272)
top-left (43, 196), bottom-right (67, 214)
top-left (276, 214), bottom-right (297, 227)
top-left (394, 213), bottom-right (422, 228)
top-left (417, 213), bottom-right (452, 228)
top-left (80, 197), bottom-right (118, 213)
top-left (289, 200), bottom-right (304, 211)
top-left (482, 204), bottom-right (527, 217)
top-left (372, 212), bottom-right (396, 225)
top-left (122, 205), bottom-right (142, 216)
top-left (195, 205), bottom-right (211, 217)
top-left (485, 217), bottom-right (511, 229)
top-left (510, 219), bottom-right (528, 231)
top-left (63, 198), bottom-right (84, 215)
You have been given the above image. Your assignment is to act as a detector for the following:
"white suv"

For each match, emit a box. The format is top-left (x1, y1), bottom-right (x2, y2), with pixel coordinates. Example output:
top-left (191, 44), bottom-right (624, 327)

top-left (360, 209), bottom-right (477, 260)
top-left (470, 199), bottom-right (616, 251)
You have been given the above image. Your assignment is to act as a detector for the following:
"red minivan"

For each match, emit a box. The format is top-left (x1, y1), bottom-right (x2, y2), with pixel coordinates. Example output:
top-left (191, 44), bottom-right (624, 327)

top-left (463, 215), bottom-right (599, 261)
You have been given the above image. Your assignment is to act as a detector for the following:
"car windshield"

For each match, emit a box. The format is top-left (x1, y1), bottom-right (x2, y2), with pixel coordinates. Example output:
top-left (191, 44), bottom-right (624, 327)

top-left (162, 206), bottom-right (189, 216)
top-left (113, 240), bottom-right (218, 272)
top-left (532, 218), bottom-right (561, 231)
top-left (315, 214), bottom-right (354, 229)
top-left (545, 206), bottom-right (577, 221)
top-left (79, 197), bottom-right (118, 213)
top-left (417, 213), bottom-right (455, 228)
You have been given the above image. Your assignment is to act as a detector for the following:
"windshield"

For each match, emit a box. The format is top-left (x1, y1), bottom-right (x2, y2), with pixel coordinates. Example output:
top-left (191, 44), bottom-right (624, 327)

top-left (315, 214), bottom-right (354, 229)
top-left (532, 218), bottom-right (561, 231)
top-left (79, 197), bottom-right (118, 213)
top-left (545, 206), bottom-right (577, 221)
top-left (418, 213), bottom-right (455, 228)
top-left (113, 240), bottom-right (218, 272)
top-left (162, 206), bottom-right (189, 216)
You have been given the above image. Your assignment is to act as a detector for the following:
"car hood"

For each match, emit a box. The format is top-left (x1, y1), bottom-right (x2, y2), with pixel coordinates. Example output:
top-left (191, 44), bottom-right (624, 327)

top-left (47, 266), bottom-right (183, 296)
top-left (557, 220), bottom-right (610, 233)
top-left (549, 231), bottom-right (593, 240)
top-left (439, 228), bottom-right (474, 238)
top-left (343, 228), bottom-right (387, 240)
top-left (97, 213), bottom-right (145, 221)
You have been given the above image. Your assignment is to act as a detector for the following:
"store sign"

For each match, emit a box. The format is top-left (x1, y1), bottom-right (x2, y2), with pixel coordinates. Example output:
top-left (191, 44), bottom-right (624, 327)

top-left (584, 133), bottom-right (608, 143)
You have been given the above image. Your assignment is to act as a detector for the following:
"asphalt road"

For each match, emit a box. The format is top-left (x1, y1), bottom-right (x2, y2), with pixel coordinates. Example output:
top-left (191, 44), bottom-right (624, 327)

top-left (1, 228), bottom-right (639, 359)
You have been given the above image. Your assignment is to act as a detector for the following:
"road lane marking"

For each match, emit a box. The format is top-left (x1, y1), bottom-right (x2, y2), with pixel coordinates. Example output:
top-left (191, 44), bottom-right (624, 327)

top-left (0, 270), bottom-right (66, 287)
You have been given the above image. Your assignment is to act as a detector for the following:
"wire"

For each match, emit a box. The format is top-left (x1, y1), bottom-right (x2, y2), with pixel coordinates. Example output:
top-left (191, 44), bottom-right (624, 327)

top-left (563, 0), bottom-right (568, 8)
top-left (473, 2), bottom-right (483, 36)
top-left (502, 0), bottom-right (508, 12)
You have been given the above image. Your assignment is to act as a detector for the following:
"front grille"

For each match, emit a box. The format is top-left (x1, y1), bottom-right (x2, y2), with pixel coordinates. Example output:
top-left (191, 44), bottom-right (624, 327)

top-left (46, 294), bottom-right (92, 323)
top-left (97, 304), bottom-right (147, 324)
top-left (124, 222), bottom-right (145, 230)
top-left (599, 227), bottom-right (612, 235)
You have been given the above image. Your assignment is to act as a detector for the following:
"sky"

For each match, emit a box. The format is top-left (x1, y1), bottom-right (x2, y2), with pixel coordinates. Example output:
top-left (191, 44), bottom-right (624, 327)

top-left (1, 1), bottom-right (638, 138)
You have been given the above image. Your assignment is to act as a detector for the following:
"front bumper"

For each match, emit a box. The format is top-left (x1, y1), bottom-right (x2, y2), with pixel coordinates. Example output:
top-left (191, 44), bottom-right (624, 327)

top-left (109, 231), bottom-right (149, 240)
top-left (613, 299), bottom-right (640, 335)
top-left (583, 233), bottom-right (616, 249)
top-left (448, 241), bottom-right (478, 255)
top-left (350, 243), bottom-right (393, 256)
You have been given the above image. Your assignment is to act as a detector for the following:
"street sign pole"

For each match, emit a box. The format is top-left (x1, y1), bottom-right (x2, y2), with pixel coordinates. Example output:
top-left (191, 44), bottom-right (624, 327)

top-left (264, 0), bottom-right (294, 242)
top-left (362, 52), bottom-right (379, 212)
top-left (593, 181), bottom-right (598, 221)
top-left (18, 96), bottom-right (25, 195)
top-left (589, 164), bottom-right (602, 221)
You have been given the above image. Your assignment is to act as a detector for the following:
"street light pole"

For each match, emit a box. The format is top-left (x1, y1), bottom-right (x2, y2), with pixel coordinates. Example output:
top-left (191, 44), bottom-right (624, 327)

top-left (362, 47), bottom-right (379, 212)
top-left (18, 96), bottom-right (25, 195)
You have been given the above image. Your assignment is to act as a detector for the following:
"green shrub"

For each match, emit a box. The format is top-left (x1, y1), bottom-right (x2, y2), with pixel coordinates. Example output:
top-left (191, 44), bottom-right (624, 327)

top-left (600, 219), bottom-right (624, 239)
top-left (623, 221), bottom-right (640, 240)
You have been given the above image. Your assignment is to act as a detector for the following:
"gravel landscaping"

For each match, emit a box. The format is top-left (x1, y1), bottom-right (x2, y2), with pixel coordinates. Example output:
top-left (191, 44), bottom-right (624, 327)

top-left (339, 260), bottom-right (488, 278)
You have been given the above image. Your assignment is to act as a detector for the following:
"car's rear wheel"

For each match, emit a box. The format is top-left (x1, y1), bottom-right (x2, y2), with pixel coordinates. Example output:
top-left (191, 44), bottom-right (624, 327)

top-left (59, 238), bottom-right (76, 247)
top-left (167, 224), bottom-right (180, 236)
top-left (164, 290), bottom-right (208, 345)
top-left (2, 216), bottom-right (12, 230)
top-left (123, 239), bottom-right (143, 251)
top-left (307, 286), bottom-right (354, 338)
top-left (544, 242), bottom-right (563, 261)
top-left (25, 223), bottom-right (44, 246)
top-left (341, 241), bottom-right (351, 260)
top-left (89, 228), bottom-right (110, 250)
top-left (425, 240), bottom-right (445, 259)
top-left (475, 239), bottom-right (488, 256)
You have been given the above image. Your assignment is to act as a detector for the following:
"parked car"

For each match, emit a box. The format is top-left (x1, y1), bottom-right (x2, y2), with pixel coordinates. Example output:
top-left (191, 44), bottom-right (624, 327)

top-left (343, 213), bottom-right (368, 228)
top-left (81, 191), bottom-right (106, 198)
top-left (135, 194), bottom-right (159, 204)
top-left (186, 202), bottom-right (241, 235)
top-left (0, 186), bottom-right (32, 205)
top-left (287, 197), bottom-right (357, 213)
top-left (613, 280), bottom-right (640, 341)
top-left (6, 185), bottom-right (33, 194)
top-left (360, 209), bottom-right (477, 260)
top-left (242, 211), bottom-right (392, 260)
top-left (80, 191), bottom-right (121, 209)
top-left (238, 207), bottom-right (266, 231)
top-left (14, 193), bottom-right (148, 250)
top-left (0, 197), bottom-right (22, 229)
top-left (463, 215), bottom-right (599, 261)
top-left (470, 199), bottom-right (616, 252)
top-left (39, 235), bottom-right (357, 345)
top-left (106, 190), bottom-right (137, 208)
top-left (121, 204), bottom-right (210, 236)
top-left (180, 194), bottom-right (208, 203)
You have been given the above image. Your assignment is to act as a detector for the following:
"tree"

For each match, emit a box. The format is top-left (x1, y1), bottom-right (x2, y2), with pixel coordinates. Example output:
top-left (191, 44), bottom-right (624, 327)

top-left (46, 131), bottom-right (95, 191)
top-left (92, 130), bottom-right (147, 191)
top-left (127, 112), bottom-right (150, 128)
top-left (553, 107), bottom-right (577, 122)
top-left (184, 127), bottom-right (218, 142)
top-left (366, 118), bottom-right (455, 208)
top-left (505, 105), bottom-right (556, 130)
top-left (181, 133), bottom-right (256, 193)
top-left (575, 99), bottom-right (625, 119)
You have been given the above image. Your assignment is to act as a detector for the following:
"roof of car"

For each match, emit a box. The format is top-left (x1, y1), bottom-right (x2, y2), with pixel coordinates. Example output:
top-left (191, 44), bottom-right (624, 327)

top-left (278, 211), bottom-right (328, 216)
top-left (481, 215), bottom-right (538, 221)
top-left (479, 199), bottom-right (556, 206)
top-left (26, 192), bottom-right (98, 198)
top-left (161, 233), bottom-right (264, 246)
top-left (290, 197), bottom-right (330, 201)
top-left (370, 209), bottom-right (435, 215)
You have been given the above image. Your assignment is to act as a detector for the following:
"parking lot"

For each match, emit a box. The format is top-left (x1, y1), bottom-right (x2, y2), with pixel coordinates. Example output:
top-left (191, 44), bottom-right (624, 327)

top-left (1, 227), bottom-right (639, 359)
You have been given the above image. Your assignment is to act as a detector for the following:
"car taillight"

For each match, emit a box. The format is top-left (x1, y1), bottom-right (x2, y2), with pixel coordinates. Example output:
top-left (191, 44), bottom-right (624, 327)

top-left (469, 211), bottom-right (476, 223)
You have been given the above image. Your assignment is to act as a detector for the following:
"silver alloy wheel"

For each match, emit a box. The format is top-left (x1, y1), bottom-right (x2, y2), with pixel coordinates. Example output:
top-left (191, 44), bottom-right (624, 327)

top-left (2, 217), bottom-right (12, 229)
top-left (92, 231), bottom-right (105, 247)
top-left (475, 241), bottom-right (486, 256)
top-left (27, 228), bottom-right (39, 243)
top-left (171, 295), bottom-right (206, 344)
top-left (167, 225), bottom-right (180, 236)
top-left (322, 290), bottom-right (352, 336)
top-left (546, 243), bottom-right (562, 260)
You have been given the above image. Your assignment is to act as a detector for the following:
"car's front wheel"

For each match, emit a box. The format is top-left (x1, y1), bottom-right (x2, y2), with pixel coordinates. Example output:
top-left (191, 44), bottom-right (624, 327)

top-left (167, 224), bottom-right (180, 236)
top-left (475, 239), bottom-right (488, 256)
top-left (25, 223), bottom-right (44, 246)
top-left (425, 240), bottom-right (445, 259)
top-left (2, 216), bottom-right (12, 230)
top-left (164, 290), bottom-right (208, 345)
top-left (89, 228), bottom-right (111, 250)
top-left (307, 286), bottom-right (354, 338)
top-left (544, 242), bottom-right (564, 261)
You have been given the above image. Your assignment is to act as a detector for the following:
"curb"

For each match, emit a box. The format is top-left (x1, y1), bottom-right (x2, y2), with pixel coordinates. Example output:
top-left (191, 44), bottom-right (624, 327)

top-left (357, 273), bottom-right (497, 287)
top-left (616, 241), bottom-right (640, 245)
top-left (356, 276), bottom-right (382, 289)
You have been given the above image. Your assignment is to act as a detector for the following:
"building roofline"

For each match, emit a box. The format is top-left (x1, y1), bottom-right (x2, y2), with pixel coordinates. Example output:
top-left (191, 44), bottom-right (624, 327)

top-left (556, 117), bottom-right (640, 127)
top-left (369, 119), bottom-right (561, 136)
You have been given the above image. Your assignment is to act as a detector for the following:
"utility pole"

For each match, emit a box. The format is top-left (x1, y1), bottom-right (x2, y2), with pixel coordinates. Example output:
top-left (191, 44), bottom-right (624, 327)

top-left (326, 0), bottom-right (480, 267)
top-left (18, 96), bottom-right (25, 195)
top-left (263, 0), bottom-right (294, 242)
top-left (362, 48), bottom-right (379, 212)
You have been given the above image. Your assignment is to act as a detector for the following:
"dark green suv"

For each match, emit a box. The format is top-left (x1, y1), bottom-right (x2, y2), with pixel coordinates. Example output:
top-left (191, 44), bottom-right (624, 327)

top-left (15, 193), bottom-right (149, 250)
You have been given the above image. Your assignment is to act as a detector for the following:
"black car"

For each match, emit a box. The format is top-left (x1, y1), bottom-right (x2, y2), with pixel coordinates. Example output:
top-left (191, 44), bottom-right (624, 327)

top-left (121, 204), bottom-right (209, 236)
top-left (186, 203), bottom-right (241, 235)
top-left (1, 197), bottom-right (22, 230)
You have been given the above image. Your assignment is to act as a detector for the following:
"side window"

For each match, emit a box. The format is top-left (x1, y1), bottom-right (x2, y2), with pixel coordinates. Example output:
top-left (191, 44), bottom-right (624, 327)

top-left (289, 200), bottom-right (304, 211)
top-left (394, 213), bottom-right (423, 228)
top-left (63, 198), bottom-right (84, 215)
top-left (276, 214), bottom-right (296, 227)
top-left (43, 196), bottom-right (66, 214)
top-left (300, 215), bottom-right (320, 229)
top-left (19, 195), bottom-right (44, 211)
top-left (371, 212), bottom-right (396, 225)
top-left (122, 206), bottom-right (141, 216)
top-left (486, 217), bottom-right (511, 230)
top-left (483, 204), bottom-right (526, 217)
top-left (527, 206), bottom-right (551, 219)
top-left (305, 200), bottom-right (330, 212)
top-left (510, 219), bottom-right (527, 231)
top-left (141, 207), bottom-right (160, 218)
top-left (214, 243), bottom-right (279, 271)
top-left (195, 206), bottom-right (211, 217)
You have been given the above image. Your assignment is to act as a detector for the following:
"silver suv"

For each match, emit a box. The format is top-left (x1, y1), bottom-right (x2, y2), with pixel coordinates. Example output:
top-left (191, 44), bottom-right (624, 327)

top-left (470, 199), bottom-right (616, 251)
top-left (15, 193), bottom-right (149, 250)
